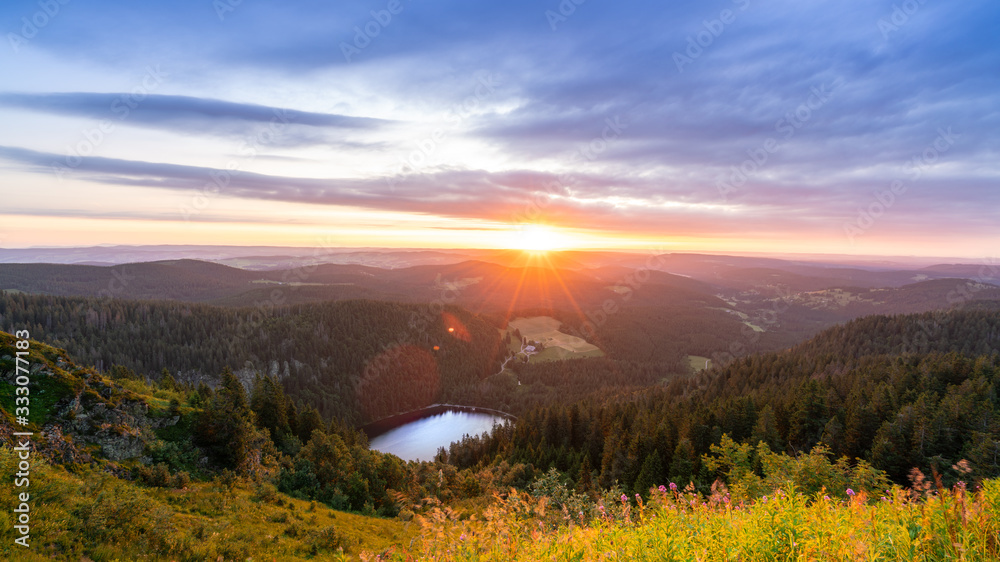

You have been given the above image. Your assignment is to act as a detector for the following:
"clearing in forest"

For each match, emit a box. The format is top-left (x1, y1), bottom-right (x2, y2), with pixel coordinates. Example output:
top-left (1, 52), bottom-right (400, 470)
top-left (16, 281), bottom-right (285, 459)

top-left (504, 316), bottom-right (604, 362)
top-left (687, 355), bottom-right (711, 372)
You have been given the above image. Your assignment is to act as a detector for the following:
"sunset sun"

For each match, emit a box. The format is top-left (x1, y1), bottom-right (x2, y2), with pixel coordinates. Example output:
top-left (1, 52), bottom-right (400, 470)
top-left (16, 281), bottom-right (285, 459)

top-left (509, 224), bottom-right (570, 252)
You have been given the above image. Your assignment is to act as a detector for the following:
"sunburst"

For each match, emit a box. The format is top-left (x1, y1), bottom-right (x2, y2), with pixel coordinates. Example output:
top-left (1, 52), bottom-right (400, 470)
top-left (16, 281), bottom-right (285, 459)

top-left (509, 224), bottom-right (571, 253)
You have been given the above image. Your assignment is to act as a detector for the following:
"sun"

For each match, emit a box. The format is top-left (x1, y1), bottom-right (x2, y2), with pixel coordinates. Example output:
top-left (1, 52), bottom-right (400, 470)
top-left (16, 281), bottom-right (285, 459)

top-left (509, 224), bottom-right (570, 252)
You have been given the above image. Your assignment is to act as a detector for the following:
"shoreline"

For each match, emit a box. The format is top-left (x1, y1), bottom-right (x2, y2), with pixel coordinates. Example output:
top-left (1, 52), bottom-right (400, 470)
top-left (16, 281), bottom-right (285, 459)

top-left (361, 403), bottom-right (516, 439)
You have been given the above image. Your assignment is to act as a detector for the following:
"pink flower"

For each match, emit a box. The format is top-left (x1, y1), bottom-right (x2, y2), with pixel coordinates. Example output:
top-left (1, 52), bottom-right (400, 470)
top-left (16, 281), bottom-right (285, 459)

top-left (823, 495), bottom-right (830, 501)
top-left (658, 485), bottom-right (667, 493)
top-left (846, 488), bottom-right (855, 496)
top-left (669, 482), bottom-right (678, 491)
top-left (621, 494), bottom-right (628, 502)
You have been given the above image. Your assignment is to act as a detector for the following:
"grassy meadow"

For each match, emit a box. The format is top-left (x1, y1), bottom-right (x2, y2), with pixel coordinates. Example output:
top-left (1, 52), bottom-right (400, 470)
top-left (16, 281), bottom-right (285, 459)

top-left (0, 446), bottom-right (417, 561)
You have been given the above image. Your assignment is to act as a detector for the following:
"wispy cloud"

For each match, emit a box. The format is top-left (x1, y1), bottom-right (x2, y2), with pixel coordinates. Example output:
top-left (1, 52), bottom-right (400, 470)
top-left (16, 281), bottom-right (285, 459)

top-left (0, 92), bottom-right (392, 147)
top-left (0, 0), bottom-right (998, 251)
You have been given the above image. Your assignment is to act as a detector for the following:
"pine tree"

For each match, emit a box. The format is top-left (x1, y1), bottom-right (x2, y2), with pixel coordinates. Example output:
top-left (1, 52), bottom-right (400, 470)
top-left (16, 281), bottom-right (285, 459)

top-left (633, 449), bottom-right (664, 498)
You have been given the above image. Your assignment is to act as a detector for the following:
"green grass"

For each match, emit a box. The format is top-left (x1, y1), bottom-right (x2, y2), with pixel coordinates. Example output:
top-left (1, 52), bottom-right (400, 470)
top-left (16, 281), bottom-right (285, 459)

top-left (504, 316), bottom-right (604, 362)
top-left (251, 279), bottom-right (329, 286)
top-left (0, 447), bottom-right (418, 561)
top-left (687, 355), bottom-right (711, 372)
top-left (530, 346), bottom-right (606, 363)
top-left (0, 342), bottom-right (89, 426)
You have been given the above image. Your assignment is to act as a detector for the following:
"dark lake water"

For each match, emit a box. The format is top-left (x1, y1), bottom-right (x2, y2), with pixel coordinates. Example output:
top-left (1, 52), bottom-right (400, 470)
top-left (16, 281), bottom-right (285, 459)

top-left (367, 408), bottom-right (508, 462)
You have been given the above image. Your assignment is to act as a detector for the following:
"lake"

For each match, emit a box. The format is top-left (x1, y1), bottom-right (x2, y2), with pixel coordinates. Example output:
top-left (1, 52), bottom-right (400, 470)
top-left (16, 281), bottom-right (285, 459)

top-left (366, 406), bottom-right (509, 462)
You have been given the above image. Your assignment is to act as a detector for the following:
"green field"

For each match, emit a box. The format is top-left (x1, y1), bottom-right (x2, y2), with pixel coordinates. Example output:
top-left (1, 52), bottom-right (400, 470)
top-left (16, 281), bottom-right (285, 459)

top-left (687, 355), bottom-right (711, 372)
top-left (433, 276), bottom-right (482, 291)
top-left (503, 316), bottom-right (604, 363)
top-left (251, 279), bottom-right (336, 287)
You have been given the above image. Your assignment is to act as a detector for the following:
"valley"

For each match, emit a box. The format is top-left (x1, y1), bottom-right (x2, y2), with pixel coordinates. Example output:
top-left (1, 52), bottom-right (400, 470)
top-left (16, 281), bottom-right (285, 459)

top-left (2, 247), bottom-right (999, 559)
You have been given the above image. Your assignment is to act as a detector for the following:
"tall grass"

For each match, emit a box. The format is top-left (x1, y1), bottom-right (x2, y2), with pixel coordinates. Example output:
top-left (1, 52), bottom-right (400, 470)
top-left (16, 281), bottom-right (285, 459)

top-left (398, 480), bottom-right (1000, 561)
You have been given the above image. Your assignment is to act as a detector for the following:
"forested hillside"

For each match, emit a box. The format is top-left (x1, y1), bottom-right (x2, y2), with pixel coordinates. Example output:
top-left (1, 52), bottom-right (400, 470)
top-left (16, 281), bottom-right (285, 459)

top-left (3, 299), bottom-right (1000, 559)
top-left (0, 293), bottom-right (502, 423)
top-left (0, 293), bottom-right (698, 423)
top-left (443, 307), bottom-right (1000, 494)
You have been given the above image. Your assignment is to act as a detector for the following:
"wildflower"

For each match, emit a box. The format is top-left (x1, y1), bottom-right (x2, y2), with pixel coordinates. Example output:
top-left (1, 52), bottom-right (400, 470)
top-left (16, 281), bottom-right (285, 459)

top-left (621, 494), bottom-right (628, 502)
top-left (762, 496), bottom-right (767, 503)
top-left (823, 496), bottom-right (830, 501)
top-left (846, 488), bottom-right (855, 497)
top-left (957, 481), bottom-right (966, 490)
top-left (669, 482), bottom-right (678, 491)
top-left (459, 533), bottom-right (467, 541)
top-left (659, 485), bottom-right (667, 493)
top-left (881, 497), bottom-right (888, 502)
top-left (635, 494), bottom-right (641, 501)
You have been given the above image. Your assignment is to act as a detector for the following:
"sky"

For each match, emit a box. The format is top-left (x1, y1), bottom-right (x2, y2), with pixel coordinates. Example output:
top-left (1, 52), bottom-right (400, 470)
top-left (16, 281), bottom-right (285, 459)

top-left (0, 0), bottom-right (997, 257)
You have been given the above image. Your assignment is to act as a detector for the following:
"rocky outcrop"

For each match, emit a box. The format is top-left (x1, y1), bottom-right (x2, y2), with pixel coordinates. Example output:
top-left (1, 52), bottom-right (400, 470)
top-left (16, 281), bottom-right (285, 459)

top-left (1, 333), bottom-right (179, 466)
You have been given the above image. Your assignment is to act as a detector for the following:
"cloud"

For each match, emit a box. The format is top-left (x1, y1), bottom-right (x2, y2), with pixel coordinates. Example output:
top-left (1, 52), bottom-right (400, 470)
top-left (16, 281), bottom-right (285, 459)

top-left (1, 0), bottom-right (998, 251)
top-left (1, 144), bottom-right (997, 242)
top-left (0, 92), bottom-right (392, 147)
